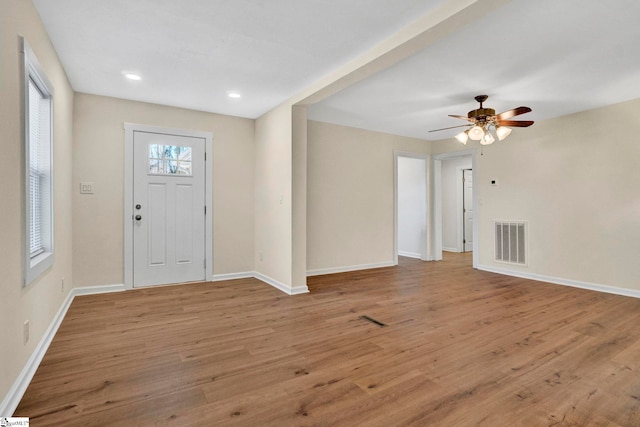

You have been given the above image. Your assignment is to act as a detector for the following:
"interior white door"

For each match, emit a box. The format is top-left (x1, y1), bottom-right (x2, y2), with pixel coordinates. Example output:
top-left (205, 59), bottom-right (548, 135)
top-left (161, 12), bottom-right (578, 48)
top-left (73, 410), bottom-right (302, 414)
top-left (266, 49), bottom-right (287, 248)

top-left (463, 169), bottom-right (473, 252)
top-left (133, 130), bottom-right (206, 287)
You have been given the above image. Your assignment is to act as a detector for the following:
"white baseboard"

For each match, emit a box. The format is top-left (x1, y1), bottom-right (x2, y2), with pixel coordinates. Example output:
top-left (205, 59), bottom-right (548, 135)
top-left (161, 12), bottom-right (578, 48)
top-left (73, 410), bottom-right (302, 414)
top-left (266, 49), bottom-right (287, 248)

top-left (73, 283), bottom-right (127, 296)
top-left (398, 251), bottom-right (422, 259)
top-left (442, 247), bottom-right (460, 253)
top-left (477, 264), bottom-right (640, 299)
top-left (212, 271), bottom-right (308, 295)
top-left (211, 271), bottom-right (254, 282)
top-left (1, 272), bottom-right (313, 415)
top-left (253, 272), bottom-right (309, 295)
top-left (307, 261), bottom-right (395, 277)
top-left (0, 284), bottom-right (125, 416)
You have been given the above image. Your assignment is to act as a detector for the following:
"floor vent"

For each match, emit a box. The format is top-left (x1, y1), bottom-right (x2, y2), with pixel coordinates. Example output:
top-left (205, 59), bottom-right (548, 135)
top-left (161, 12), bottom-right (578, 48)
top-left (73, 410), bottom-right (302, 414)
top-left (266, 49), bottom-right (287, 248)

top-left (360, 315), bottom-right (387, 328)
top-left (495, 221), bottom-right (527, 265)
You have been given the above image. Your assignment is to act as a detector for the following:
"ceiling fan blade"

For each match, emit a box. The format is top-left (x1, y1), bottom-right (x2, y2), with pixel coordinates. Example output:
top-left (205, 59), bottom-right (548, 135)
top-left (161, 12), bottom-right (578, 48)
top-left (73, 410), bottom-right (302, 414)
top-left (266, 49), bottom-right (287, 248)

top-left (496, 106), bottom-right (532, 120)
top-left (448, 114), bottom-right (474, 122)
top-left (428, 124), bottom-right (473, 133)
top-left (496, 120), bottom-right (534, 127)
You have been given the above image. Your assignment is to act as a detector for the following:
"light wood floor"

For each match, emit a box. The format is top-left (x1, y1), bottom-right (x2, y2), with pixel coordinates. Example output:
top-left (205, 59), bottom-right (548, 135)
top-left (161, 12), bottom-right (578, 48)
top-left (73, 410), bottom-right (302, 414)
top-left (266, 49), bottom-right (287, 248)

top-left (16, 253), bottom-right (640, 426)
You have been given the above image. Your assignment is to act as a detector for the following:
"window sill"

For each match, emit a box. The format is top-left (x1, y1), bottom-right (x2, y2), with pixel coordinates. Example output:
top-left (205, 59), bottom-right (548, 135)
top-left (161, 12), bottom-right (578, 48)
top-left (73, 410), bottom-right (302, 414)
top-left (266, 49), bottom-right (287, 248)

top-left (25, 250), bottom-right (54, 286)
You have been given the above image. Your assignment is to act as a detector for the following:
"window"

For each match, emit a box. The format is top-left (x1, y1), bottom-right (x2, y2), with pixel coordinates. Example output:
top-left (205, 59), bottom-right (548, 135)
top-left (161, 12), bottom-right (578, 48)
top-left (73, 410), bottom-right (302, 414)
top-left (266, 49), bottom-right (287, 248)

top-left (148, 144), bottom-right (192, 175)
top-left (22, 38), bottom-right (54, 285)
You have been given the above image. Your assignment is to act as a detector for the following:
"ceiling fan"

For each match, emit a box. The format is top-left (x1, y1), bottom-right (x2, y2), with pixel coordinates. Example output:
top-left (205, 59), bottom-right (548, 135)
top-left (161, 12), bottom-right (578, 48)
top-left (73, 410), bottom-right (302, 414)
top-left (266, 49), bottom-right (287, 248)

top-left (429, 95), bottom-right (533, 145)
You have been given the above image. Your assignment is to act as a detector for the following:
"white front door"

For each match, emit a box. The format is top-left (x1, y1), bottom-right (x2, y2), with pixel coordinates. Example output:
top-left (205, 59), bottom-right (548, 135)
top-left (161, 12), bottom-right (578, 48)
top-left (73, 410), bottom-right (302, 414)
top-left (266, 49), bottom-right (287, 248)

top-left (463, 169), bottom-right (473, 252)
top-left (132, 130), bottom-right (206, 287)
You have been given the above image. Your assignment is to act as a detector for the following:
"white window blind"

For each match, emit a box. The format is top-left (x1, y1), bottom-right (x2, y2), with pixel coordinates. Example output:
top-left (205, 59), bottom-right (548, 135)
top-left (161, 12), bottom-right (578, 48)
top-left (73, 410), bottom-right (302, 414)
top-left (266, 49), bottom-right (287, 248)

top-left (28, 78), bottom-right (49, 257)
top-left (23, 37), bottom-right (54, 285)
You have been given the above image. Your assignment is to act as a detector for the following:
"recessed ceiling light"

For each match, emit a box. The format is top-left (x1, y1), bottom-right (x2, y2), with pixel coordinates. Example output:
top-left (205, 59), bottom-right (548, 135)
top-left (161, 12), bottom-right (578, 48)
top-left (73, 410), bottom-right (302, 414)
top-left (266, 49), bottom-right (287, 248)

top-left (227, 91), bottom-right (241, 99)
top-left (124, 73), bottom-right (142, 81)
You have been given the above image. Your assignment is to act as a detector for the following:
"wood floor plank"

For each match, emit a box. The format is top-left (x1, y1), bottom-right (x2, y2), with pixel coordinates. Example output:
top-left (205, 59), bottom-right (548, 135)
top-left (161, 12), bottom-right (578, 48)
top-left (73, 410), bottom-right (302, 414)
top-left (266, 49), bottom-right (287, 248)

top-left (15, 253), bottom-right (640, 425)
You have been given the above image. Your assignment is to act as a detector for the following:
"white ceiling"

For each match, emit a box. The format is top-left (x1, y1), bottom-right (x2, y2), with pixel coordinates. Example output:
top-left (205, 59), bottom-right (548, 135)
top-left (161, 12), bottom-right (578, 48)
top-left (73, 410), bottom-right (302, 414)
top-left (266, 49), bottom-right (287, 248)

top-left (309, 0), bottom-right (640, 139)
top-left (33, 0), bottom-right (640, 140)
top-left (32, 0), bottom-right (447, 118)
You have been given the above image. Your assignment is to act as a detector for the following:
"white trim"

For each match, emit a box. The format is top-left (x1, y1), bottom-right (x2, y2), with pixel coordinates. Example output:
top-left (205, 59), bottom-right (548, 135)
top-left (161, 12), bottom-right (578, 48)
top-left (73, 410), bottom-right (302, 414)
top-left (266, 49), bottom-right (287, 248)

top-left (455, 168), bottom-right (464, 253)
top-left (211, 272), bottom-right (254, 282)
top-left (307, 261), bottom-right (395, 277)
top-left (21, 38), bottom-right (55, 286)
top-left (0, 284), bottom-right (124, 416)
top-left (123, 125), bottom-right (134, 287)
top-left (254, 272), bottom-right (309, 295)
top-left (477, 265), bottom-right (640, 299)
top-left (214, 271), bottom-right (310, 294)
top-left (442, 247), bottom-right (460, 253)
top-left (398, 251), bottom-right (422, 259)
top-left (123, 123), bottom-right (213, 289)
top-left (204, 135), bottom-right (213, 282)
top-left (432, 160), bottom-right (442, 260)
top-left (457, 167), bottom-right (474, 253)
top-left (72, 284), bottom-right (127, 296)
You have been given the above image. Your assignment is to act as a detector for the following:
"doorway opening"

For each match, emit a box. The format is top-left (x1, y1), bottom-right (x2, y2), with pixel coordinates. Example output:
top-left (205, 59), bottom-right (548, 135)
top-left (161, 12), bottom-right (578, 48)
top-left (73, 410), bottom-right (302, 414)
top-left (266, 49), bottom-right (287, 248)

top-left (433, 149), bottom-right (478, 268)
top-left (394, 151), bottom-right (428, 264)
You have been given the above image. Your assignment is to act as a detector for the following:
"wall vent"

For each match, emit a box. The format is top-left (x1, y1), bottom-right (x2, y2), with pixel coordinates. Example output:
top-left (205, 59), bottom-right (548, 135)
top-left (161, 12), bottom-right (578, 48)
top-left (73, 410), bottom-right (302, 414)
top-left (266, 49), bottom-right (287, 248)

top-left (495, 221), bottom-right (527, 265)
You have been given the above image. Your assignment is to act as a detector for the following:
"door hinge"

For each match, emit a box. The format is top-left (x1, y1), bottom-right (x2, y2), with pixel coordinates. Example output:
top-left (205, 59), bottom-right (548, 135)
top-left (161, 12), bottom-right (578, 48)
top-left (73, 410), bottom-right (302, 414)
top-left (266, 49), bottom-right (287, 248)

top-left (463, 239), bottom-right (466, 244)
top-left (204, 206), bottom-right (207, 215)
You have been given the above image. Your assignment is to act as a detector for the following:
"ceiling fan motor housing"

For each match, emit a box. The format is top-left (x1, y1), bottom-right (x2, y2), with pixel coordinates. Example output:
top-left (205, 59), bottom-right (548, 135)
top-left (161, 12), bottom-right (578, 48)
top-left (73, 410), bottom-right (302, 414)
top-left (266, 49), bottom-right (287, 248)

top-left (469, 95), bottom-right (494, 122)
top-left (468, 108), bottom-right (496, 122)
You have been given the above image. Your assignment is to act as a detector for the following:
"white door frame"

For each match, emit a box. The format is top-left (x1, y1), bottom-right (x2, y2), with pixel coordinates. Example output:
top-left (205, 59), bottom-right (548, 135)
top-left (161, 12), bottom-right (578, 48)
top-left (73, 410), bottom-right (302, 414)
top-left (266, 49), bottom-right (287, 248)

top-left (432, 149), bottom-right (478, 268)
top-left (393, 150), bottom-right (430, 265)
top-left (448, 166), bottom-right (466, 253)
top-left (461, 168), bottom-right (473, 252)
top-left (123, 123), bottom-right (213, 289)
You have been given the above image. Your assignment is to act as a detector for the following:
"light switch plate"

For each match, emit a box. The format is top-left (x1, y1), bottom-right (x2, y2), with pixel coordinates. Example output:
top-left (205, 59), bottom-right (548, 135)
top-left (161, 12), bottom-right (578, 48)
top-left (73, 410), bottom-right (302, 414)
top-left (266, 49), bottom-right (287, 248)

top-left (80, 182), bottom-right (94, 194)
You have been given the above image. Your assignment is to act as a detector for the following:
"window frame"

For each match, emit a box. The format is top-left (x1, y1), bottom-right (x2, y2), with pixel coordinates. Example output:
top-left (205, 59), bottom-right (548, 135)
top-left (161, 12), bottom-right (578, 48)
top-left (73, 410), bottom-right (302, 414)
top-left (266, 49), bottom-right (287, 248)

top-left (22, 38), bottom-right (55, 286)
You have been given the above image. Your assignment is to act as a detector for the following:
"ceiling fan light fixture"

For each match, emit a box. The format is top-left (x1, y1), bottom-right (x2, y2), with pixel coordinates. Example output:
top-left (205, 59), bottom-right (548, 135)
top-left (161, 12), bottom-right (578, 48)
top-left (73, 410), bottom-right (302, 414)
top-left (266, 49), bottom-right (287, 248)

top-left (429, 95), bottom-right (533, 144)
top-left (496, 126), bottom-right (512, 141)
top-left (468, 125), bottom-right (484, 140)
top-left (455, 130), bottom-right (469, 144)
top-left (481, 132), bottom-right (495, 145)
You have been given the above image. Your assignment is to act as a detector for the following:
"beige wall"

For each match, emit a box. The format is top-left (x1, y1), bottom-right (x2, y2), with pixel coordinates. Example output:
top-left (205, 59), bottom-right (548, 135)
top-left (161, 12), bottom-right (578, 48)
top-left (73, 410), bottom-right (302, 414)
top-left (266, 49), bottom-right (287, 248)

top-left (251, 101), bottom-right (309, 292)
top-left (253, 103), bottom-right (294, 287)
top-left (0, 0), bottom-right (75, 403)
top-left (432, 98), bottom-right (640, 291)
top-left (72, 94), bottom-right (255, 286)
top-left (307, 120), bottom-right (430, 272)
top-left (292, 106), bottom-right (308, 287)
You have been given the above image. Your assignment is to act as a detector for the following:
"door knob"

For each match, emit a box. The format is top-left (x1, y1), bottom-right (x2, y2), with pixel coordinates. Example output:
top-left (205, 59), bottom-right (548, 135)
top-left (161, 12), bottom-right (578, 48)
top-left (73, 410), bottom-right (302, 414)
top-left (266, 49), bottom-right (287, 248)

top-left (135, 215), bottom-right (142, 221)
